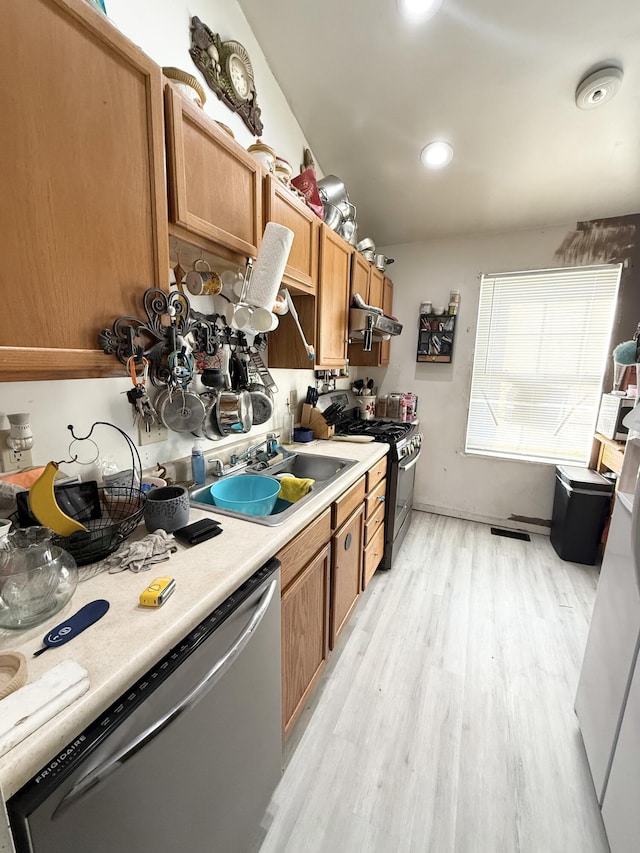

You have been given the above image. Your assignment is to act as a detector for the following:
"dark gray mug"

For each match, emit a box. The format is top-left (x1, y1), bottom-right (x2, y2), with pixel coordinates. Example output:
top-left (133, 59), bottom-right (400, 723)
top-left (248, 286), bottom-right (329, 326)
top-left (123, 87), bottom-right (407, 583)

top-left (143, 486), bottom-right (189, 533)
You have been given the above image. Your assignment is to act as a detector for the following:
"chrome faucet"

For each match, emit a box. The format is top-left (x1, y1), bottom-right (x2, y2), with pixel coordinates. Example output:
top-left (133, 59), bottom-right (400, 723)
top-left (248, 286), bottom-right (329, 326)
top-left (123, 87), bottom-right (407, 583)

top-left (230, 433), bottom-right (279, 466)
top-left (208, 433), bottom-right (280, 478)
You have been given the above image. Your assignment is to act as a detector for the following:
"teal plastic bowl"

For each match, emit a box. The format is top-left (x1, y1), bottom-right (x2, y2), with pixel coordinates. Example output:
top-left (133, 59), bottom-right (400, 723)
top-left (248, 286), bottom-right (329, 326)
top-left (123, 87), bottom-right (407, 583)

top-left (209, 475), bottom-right (281, 517)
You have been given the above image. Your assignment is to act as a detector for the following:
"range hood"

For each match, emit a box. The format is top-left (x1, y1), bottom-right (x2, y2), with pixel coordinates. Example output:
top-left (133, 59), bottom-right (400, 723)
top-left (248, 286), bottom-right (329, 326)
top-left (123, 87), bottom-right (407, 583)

top-left (349, 308), bottom-right (403, 351)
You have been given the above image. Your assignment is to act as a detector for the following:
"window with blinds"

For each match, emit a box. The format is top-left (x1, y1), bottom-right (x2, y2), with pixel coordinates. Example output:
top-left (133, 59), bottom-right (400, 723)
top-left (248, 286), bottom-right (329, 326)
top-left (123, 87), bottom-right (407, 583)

top-left (465, 264), bottom-right (622, 464)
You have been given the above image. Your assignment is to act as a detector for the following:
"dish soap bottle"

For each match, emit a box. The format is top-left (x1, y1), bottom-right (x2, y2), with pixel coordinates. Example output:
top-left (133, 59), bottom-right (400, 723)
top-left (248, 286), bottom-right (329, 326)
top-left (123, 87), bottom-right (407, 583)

top-left (191, 441), bottom-right (206, 485)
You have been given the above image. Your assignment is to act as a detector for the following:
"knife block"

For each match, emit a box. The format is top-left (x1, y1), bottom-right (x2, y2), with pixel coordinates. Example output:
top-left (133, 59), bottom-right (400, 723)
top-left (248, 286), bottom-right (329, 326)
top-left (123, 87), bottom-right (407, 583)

top-left (301, 404), bottom-right (335, 439)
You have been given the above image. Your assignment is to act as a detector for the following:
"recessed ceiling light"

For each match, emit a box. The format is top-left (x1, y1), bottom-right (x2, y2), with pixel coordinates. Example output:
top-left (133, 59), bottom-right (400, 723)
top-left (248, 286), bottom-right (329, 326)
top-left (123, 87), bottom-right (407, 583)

top-left (397, 0), bottom-right (443, 23)
top-left (421, 141), bottom-right (453, 169)
top-left (575, 66), bottom-right (623, 110)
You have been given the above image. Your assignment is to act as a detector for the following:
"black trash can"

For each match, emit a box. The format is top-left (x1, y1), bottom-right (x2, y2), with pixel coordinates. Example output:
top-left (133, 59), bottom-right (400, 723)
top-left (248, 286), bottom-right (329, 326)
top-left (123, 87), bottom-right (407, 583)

top-left (550, 466), bottom-right (614, 565)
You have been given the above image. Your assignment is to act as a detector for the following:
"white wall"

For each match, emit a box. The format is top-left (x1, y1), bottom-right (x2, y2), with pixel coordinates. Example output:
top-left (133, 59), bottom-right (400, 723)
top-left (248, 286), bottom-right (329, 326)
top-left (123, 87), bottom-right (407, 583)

top-left (0, 0), bottom-right (318, 477)
top-left (369, 225), bottom-right (576, 531)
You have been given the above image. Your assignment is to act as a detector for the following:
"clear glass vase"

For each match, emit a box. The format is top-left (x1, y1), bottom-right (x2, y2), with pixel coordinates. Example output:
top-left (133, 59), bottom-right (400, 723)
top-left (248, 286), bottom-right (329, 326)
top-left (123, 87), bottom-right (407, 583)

top-left (0, 527), bottom-right (78, 629)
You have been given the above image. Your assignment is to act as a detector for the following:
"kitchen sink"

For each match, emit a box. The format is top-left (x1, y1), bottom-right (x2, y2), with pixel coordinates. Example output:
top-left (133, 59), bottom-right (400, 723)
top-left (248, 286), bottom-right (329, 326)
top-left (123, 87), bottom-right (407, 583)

top-left (189, 452), bottom-right (358, 526)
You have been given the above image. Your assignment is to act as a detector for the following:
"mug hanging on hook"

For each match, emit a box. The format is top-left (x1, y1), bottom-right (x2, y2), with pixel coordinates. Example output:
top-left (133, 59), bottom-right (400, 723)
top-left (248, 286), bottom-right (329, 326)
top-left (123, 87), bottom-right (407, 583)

top-left (184, 259), bottom-right (221, 297)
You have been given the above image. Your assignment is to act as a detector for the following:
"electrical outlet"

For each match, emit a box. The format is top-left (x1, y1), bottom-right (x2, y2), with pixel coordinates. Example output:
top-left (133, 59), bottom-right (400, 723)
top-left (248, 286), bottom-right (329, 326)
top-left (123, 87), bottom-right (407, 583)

top-left (289, 389), bottom-right (298, 410)
top-left (0, 443), bottom-right (33, 473)
top-left (138, 422), bottom-right (168, 446)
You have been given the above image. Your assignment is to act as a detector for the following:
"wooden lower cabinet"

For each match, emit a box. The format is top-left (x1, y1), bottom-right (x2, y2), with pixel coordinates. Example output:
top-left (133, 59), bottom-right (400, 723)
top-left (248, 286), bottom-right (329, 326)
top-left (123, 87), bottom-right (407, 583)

top-left (363, 456), bottom-right (388, 589)
top-left (279, 507), bottom-right (332, 737)
top-left (330, 504), bottom-right (364, 649)
top-left (281, 544), bottom-right (331, 737)
top-left (363, 520), bottom-right (385, 589)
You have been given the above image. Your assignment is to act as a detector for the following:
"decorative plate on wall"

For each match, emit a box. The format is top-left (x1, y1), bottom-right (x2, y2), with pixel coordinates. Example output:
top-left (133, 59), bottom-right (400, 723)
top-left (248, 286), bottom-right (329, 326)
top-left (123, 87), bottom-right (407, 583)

top-left (189, 16), bottom-right (264, 137)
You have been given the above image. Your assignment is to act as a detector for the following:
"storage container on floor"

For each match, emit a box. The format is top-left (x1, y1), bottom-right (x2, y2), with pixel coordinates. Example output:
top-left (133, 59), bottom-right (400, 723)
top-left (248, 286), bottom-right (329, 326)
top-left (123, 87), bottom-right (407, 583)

top-left (550, 466), bottom-right (614, 565)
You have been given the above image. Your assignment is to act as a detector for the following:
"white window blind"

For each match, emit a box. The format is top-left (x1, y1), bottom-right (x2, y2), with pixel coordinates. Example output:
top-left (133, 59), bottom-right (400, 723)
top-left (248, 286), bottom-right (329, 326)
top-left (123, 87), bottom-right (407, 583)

top-left (465, 264), bottom-right (622, 464)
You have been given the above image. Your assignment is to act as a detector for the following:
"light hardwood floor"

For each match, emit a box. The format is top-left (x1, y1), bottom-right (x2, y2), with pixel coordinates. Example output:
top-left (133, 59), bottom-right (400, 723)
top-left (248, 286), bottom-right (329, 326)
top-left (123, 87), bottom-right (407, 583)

top-left (258, 511), bottom-right (610, 853)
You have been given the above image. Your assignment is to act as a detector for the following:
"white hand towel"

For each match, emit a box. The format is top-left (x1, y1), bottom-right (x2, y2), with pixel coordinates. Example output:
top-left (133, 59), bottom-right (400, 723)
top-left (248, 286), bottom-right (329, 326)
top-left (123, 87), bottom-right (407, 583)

top-left (246, 222), bottom-right (294, 309)
top-left (0, 660), bottom-right (89, 757)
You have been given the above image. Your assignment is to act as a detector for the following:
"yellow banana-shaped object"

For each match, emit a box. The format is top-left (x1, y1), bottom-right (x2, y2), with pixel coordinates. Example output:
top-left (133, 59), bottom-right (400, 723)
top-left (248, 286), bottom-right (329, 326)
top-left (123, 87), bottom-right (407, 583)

top-left (29, 462), bottom-right (87, 537)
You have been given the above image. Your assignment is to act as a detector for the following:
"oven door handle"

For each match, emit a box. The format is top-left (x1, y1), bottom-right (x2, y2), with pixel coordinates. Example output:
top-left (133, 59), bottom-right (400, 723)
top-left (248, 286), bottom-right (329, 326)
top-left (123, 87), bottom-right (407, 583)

top-left (398, 453), bottom-right (420, 472)
top-left (53, 578), bottom-right (277, 818)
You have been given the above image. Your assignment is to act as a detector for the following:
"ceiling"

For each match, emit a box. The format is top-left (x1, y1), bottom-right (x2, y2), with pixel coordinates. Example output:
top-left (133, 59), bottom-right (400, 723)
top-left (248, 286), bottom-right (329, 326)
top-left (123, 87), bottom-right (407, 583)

top-left (236, 0), bottom-right (640, 246)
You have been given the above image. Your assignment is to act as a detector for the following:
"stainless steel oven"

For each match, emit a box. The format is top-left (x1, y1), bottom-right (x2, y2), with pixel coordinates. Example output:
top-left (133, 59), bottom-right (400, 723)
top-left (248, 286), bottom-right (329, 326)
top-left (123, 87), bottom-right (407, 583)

top-left (385, 442), bottom-right (420, 569)
top-left (318, 391), bottom-right (422, 570)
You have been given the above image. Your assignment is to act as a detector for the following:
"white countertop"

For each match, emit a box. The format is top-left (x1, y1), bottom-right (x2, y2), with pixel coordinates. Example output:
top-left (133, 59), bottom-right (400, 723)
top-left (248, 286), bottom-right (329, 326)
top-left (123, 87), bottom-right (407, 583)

top-left (0, 439), bottom-right (387, 809)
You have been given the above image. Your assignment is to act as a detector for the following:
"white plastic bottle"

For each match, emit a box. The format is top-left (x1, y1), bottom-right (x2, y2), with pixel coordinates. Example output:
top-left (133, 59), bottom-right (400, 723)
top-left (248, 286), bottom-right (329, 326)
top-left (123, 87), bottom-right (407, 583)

top-left (191, 441), bottom-right (206, 485)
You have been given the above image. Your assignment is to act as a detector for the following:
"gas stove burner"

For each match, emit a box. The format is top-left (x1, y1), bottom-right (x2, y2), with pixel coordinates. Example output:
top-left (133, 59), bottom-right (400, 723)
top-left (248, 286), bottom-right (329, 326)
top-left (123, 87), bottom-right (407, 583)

top-left (338, 418), bottom-right (414, 444)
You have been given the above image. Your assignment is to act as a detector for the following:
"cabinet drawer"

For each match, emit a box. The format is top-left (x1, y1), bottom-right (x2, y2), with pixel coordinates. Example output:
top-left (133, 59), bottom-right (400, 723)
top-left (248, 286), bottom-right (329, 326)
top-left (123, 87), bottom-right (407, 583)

top-left (363, 520), bottom-right (385, 589)
top-left (278, 507), bottom-right (332, 590)
top-left (601, 441), bottom-right (624, 474)
top-left (366, 457), bottom-right (388, 492)
top-left (364, 499), bottom-right (385, 546)
top-left (366, 478), bottom-right (386, 519)
top-left (332, 476), bottom-right (366, 530)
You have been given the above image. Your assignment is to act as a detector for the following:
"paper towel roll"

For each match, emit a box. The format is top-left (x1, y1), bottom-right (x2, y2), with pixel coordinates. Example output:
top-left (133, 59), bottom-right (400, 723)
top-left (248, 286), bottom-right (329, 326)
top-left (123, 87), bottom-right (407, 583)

top-left (246, 223), bottom-right (294, 309)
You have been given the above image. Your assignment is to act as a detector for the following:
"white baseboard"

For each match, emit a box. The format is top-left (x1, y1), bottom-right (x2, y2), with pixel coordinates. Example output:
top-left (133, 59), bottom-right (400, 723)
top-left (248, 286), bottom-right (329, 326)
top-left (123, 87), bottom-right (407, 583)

top-left (412, 502), bottom-right (551, 537)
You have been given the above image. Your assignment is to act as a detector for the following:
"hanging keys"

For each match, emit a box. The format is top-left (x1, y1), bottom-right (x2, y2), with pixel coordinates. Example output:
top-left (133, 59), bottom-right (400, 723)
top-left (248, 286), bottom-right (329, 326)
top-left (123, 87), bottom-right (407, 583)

top-left (125, 357), bottom-right (159, 432)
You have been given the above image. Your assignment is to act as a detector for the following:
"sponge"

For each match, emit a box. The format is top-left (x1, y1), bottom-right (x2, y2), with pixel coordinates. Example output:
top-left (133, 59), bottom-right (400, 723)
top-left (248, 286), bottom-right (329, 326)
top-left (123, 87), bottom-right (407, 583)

top-left (278, 476), bottom-right (314, 504)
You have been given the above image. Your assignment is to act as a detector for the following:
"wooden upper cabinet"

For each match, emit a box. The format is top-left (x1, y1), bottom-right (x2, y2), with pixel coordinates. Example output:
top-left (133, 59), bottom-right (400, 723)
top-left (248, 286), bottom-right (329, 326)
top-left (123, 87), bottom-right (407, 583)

top-left (369, 267), bottom-right (384, 310)
top-left (0, 0), bottom-right (169, 380)
top-left (317, 225), bottom-right (353, 368)
top-left (380, 276), bottom-right (394, 365)
top-left (164, 84), bottom-right (262, 260)
top-left (349, 255), bottom-right (382, 309)
top-left (264, 175), bottom-right (318, 295)
top-left (350, 252), bottom-right (371, 306)
top-left (348, 274), bottom-right (394, 367)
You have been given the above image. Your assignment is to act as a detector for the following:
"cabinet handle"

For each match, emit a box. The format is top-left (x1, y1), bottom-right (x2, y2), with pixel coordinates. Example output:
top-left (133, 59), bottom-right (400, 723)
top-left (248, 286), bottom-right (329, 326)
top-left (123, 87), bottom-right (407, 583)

top-left (377, 495), bottom-right (385, 502)
top-left (344, 532), bottom-right (352, 551)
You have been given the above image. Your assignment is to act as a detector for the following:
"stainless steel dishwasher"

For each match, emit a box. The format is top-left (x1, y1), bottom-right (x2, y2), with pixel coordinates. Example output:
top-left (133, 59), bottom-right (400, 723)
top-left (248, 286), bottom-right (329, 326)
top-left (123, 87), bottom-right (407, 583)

top-left (8, 559), bottom-right (282, 853)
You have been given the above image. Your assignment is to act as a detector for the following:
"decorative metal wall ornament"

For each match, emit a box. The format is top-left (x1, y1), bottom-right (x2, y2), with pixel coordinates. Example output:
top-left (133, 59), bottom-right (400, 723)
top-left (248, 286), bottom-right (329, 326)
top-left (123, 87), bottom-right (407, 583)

top-left (189, 16), bottom-right (263, 137)
top-left (98, 289), bottom-right (218, 387)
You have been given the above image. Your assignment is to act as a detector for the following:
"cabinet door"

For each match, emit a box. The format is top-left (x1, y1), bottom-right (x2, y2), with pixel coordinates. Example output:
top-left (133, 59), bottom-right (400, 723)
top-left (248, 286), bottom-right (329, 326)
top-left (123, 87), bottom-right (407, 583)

top-left (368, 266), bottom-right (384, 310)
top-left (601, 651), bottom-right (640, 853)
top-left (347, 275), bottom-right (393, 367)
top-left (379, 277), bottom-right (394, 365)
top-left (363, 518), bottom-right (385, 590)
top-left (330, 505), bottom-right (364, 649)
top-left (265, 175), bottom-right (318, 295)
top-left (1, 0), bottom-right (169, 380)
top-left (164, 85), bottom-right (261, 259)
top-left (281, 544), bottom-right (331, 736)
top-left (350, 252), bottom-right (371, 305)
top-left (317, 225), bottom-right (352, 368)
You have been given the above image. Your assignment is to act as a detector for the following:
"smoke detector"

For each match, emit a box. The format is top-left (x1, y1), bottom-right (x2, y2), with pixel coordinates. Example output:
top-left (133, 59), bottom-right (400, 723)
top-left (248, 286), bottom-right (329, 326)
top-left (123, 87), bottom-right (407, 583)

top-left (575, 66), bottom-right (623, 109)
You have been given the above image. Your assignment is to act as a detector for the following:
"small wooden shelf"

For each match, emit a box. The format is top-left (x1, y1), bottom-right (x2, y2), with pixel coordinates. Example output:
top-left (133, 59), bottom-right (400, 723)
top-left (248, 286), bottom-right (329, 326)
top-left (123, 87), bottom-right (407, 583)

top-left (416, 313), bottom-right (457, 363)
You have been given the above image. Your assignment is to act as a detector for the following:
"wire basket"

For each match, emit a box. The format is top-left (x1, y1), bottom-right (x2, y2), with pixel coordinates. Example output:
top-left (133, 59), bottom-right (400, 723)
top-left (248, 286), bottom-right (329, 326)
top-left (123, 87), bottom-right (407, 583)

top-left (50, 422), bottom-right (147, 566)
top-left (52, 485), bottom-right (145, 566)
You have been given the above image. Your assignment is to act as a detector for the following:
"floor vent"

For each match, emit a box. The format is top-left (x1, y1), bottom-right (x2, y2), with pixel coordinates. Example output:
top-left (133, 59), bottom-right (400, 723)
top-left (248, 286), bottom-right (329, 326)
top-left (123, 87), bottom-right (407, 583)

top-left (491, 527), bottom-right (531, 542)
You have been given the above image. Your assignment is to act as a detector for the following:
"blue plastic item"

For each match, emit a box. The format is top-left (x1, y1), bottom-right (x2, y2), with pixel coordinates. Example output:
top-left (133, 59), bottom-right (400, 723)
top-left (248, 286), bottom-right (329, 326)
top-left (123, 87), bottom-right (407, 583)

top-left (191, 442), bottom-right (206, 486)
top-left (210, 475), bottom-right (281, 517)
